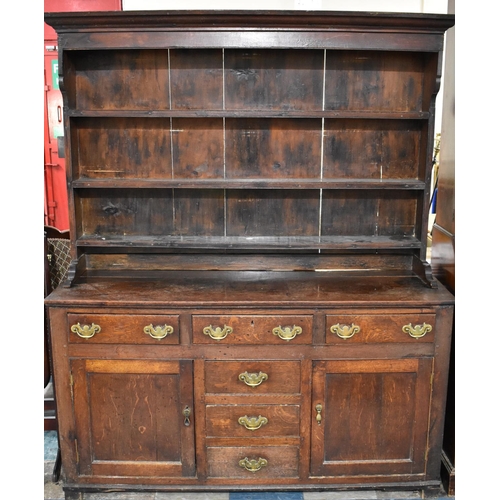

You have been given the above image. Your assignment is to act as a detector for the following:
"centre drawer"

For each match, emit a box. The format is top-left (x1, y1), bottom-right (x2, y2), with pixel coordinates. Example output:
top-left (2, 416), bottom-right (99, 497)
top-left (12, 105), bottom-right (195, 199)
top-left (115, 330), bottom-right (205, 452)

top-left (204, 360), bottom-right (301, 395)
top-left (193, 314), bottom-right (312, 344)
top-left (206, 404), bottom-right (300, 438)
top-left (207, 446), bottom-right (299, 478)
top-left (67, 312), bottom-right (180, 344)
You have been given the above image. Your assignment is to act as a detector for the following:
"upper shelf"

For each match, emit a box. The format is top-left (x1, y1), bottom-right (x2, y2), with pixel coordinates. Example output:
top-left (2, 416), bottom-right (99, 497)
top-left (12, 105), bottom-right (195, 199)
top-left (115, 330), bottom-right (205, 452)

top-left (68, 110), bottom-right (431, 120)
top-left (64, 48), bottom-right (438, 114)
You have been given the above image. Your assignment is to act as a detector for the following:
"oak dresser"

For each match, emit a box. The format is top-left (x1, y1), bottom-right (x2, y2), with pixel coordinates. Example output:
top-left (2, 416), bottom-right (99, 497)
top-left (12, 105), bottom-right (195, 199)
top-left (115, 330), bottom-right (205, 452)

top-left (44, 10), bottom-right (455, 499)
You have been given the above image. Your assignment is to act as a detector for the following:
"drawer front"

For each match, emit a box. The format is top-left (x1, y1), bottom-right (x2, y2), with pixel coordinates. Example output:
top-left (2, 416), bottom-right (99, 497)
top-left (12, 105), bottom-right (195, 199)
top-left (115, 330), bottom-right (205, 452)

top-left (193, 314), bottom-right (312, 344)
top-left (205, 361), bottom-right (301, 394)
top-left (206, 404), bottom-right (300, 438)
top-left (207, 446), bottom-right (299, 478)
top-left (326, 312), bottom-right (436, 344)
top-left (67, 313), bottom-right (180, 344)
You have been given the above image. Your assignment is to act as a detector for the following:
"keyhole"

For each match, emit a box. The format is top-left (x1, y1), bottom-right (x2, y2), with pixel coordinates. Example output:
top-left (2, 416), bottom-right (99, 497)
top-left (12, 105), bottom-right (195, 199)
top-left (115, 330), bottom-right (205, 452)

top-left (183, 405), bottom-right (191, 426)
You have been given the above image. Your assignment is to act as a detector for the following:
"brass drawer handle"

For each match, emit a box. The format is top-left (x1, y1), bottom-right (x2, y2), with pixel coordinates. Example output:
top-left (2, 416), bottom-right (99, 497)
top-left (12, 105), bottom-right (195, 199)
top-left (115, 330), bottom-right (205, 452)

top-left (402, 323), bottom-right (432, 338)
top-left (239, 371), bottom-right (268, 387)
top-left (238, 457), bottom-right (268, 473)
top-left (144, 324), bottom-right (174, 339)
top-left (272, 325), bottom-right (302, 341)
top-left (330, 323), bottom-right (360, 339)
top-left (71, 323), bottom-right (101, 339)
top-left (238, 415), bottom-right (268, 431)
top-left (203, 324), bottom-right (233, 340)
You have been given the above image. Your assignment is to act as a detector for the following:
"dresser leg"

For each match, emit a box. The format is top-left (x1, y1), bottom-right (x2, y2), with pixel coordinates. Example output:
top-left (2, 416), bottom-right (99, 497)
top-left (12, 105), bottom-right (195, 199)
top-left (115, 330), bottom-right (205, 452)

top-left (422, 484), bottom-right (446, 498)
top-left (64, 490), bottom-right (83, 500)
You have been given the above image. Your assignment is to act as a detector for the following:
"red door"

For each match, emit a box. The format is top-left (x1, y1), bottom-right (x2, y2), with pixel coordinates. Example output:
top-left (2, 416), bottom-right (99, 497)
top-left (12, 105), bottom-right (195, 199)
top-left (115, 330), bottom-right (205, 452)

top-left (44, 43), bottom-right (68, 230)
top-left (44, 0), bottom-right (123, 230)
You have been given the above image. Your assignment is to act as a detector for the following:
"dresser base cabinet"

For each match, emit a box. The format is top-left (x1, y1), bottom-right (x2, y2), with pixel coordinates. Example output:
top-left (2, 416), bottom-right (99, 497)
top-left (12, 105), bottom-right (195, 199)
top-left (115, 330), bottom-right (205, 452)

top-left (46, 274), bottom-right (454, 498)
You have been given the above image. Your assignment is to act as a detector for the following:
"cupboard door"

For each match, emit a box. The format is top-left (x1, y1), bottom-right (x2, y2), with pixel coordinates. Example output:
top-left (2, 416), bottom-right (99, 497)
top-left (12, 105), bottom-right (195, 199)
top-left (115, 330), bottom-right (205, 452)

top-left (71, 359), bottom-right (195, 479)
top-left (310, 359), bottom-right (432, 477)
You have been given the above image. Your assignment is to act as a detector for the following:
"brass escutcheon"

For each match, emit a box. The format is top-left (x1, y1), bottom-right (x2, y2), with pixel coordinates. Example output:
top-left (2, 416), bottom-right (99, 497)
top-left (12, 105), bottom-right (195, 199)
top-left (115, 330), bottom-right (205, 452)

top-left (71, 323), bottom-right (101, 339)
top-left (238, 371), bottom-right (268, 387)
top-left (144, 324), bottom-right (174, 339)
top-left (402, 323), bottom-right (432, 338)
top-left (330, 323), bottom-right (360, 339)
top-left (183, 406), bottom-right (191, 426)
top-left (238, 415), bottom-right (268, 431)
top-left (272, 325), bottom-right (302, 341)
top-left (315, 403), bottom-right (323, 425)
top-left (203, 325), bottom-right (233, 340)
top-left (238, 457), bottom-right (268, 473)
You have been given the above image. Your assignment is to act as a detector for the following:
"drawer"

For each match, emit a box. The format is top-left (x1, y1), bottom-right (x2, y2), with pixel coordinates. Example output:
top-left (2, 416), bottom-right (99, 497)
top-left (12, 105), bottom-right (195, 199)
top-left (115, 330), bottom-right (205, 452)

top-left (205, 361), bottom-right (301, 394)
top-left (207, 446), bottom-right (299, 478)
top-left (67, 313), bottom-right (180, 344)
top-left (206, 404), bottom-right (300, 438)
top-left (325, 312), bottom-right (436, 344)
top-left (193, 314), bottom-right (312, 344)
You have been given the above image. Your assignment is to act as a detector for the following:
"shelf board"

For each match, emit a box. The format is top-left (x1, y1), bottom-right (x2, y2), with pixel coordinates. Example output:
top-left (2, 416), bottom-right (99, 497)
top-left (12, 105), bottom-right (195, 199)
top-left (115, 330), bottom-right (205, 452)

top-left (76, 234), bottom-right (422, 250)
top-left (68, 109), bottom-right (430, 120)
top-left (72, 178), bottom-right (426, 190)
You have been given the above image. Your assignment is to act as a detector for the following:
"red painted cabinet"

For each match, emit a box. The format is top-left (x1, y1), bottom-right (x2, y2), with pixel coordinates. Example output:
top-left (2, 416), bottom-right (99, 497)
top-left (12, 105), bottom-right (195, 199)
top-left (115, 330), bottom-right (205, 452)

top-left (43, 0), bottom-right (122, 230)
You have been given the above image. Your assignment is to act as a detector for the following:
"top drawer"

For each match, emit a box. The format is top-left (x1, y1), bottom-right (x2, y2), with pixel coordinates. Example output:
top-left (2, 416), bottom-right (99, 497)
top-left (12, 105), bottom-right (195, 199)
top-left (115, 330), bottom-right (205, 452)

top-left (67, 313), bottom-right (180, 344)
top-left (326, 311), bottom-right (436, 343)
top-left (193, 314), bottom-right (312, 344)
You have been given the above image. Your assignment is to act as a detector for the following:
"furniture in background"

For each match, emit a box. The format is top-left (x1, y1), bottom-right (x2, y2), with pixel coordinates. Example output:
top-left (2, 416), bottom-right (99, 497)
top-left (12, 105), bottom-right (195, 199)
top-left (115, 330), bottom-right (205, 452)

top-left (431, 7), bottom-right (455, 495)
top-left (44, 225), bottom-right (71, 430)
top-left (44, 225), bottom-right (70, 482)
top-left (44, 10), bottom-right (455, 500)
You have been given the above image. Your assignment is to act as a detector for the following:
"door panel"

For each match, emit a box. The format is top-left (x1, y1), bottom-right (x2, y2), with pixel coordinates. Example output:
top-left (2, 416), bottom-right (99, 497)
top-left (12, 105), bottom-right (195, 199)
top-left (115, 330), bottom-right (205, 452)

top-left (311, 358), bottom-right (432, 477)
top-left (72, 359), bottom-right (195, 478)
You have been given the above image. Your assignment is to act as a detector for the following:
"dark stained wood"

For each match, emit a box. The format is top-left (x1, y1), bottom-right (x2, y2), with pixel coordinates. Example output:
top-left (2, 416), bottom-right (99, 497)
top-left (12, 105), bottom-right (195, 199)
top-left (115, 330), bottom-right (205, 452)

top-left (75, 117), bottom-right (172, 179)
top-left (311, 358), bottom-right (432, 477)
top-left (205, 404), bottom-right (300, 438)
top-left (46, 272), bottom-right (454, 308)
top-left (66, 313), bottom-right (180, 344)
top-left (45, 10), bottom-right (455, 33)
top-left (225, 118), bottom-right (321, 179)
top-left (192, 314), bottom-right (313, 344)
top-left (170, 49), bottom-right (223, 110)
top-left (44, 10), bottom-right (455, 498)
top-left (173, 189), bottom-right (225, 236)
top-left (226, 189), bottom-right (319, 237)
top-left (225, 49), bottom-right (323, 111)
top-left (321, 190), bottom-right (418, 237)
top-left (77, 189), bottom-right (174, 237)
top-left (72, 359), bottom-right (195, 477)
top-left (71, 50), bottom-right (170, 110)
top-left (323, 120), bottom-right (422, 180)
top-left (172, 118), bottom-right (224, 179)
top-left (325, 51), bottom-right (425, 112)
